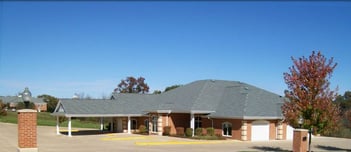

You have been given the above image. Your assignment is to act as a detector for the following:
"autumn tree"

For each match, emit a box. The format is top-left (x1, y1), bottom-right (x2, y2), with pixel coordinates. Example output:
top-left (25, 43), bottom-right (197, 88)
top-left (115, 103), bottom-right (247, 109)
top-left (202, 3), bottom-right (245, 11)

top-left (0, 99), bottom-right (7, 116)
top-left (37, 94), bottom-right (59, 113)
top-left (282, 51), bottom-right (340, 134)
top-left (114, 76), bottom-right (149, 94)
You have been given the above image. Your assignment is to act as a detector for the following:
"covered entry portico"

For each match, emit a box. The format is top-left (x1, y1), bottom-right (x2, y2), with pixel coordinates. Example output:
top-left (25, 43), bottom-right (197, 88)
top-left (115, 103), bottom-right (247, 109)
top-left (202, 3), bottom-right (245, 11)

top-left (53, 114), bottom-right (142, 137)
top-left (52, 99), bottom-right (146, 137)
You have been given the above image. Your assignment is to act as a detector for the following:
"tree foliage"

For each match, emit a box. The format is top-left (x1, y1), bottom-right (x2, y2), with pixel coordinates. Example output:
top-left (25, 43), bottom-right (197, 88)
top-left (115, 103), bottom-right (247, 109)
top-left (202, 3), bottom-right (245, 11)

top-left (335, 91), bottom-right (351, 113)
top-left (0, 99), bottom-right (7, 116)
top-left (16, 102), bottom-right (36, 110)
top-left (282, 51), bottom-right (340, 134)
top-left (164, 85), bottom-right (182, 92)
top-left (114, 76), bottom-right (149, 94)
top-left (335, 91), bottom-right (351, 128)
top-left (153, 90), bottom-right (162, 94)
top-left (37, 94), bottom-right (59, 113)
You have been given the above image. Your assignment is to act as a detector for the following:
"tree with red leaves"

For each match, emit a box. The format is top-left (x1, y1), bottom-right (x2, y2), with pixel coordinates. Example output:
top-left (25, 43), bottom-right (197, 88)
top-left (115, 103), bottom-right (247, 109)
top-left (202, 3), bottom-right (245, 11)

top-left (282, 51), bottom-right (340, 134)
top-left (114, 76), bottom-right (149, 94)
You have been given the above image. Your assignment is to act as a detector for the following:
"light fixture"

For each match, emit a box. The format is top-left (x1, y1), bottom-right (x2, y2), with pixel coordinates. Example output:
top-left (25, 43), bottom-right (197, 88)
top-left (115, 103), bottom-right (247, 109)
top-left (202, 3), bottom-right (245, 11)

top-left (22, 87), bottom-right (32, 109)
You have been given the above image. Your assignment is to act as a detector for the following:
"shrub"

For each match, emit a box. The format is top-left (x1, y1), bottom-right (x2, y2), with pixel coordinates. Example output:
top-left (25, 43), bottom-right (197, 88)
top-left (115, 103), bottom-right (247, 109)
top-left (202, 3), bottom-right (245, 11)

top-left (206, 127), bottom-right (215, 136)
top-left (185, 128), bottom-right (193, 137)
top-left (163, 126), bottom-right (171, 135)
top-left (195, 128), bottom-right (203, 136)
top-left (139, 125), bottom-right (147, 134)
top-left (0, 100), bottom-right (7, 116)
top-left (176, 127), bottom-right (184, 136)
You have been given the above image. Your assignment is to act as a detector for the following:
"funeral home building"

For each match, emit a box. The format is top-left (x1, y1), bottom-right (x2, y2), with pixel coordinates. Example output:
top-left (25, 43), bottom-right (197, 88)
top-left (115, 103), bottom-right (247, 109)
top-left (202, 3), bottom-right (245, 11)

top-left (52, 79), bottom-right (294, 141)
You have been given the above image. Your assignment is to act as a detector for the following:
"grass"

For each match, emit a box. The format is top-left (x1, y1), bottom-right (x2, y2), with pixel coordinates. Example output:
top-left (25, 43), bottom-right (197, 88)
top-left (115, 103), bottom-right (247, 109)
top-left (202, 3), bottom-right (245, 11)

top-left (0, 111), bottom-right (100, 129)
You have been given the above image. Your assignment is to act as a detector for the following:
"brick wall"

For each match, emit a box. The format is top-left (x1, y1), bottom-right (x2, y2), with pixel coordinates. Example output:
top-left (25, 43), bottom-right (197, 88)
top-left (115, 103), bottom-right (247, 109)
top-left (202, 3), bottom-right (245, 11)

top-left (34, 103), bottom-right (47, 112)
top-left (202, 118), bottom-right (242, 140)
top-left (269, 120), bottom-right (277, 140)
top-left (17, 109), bottom-right (37, 148)
top-left (168, 113), bottom-right (190, 135)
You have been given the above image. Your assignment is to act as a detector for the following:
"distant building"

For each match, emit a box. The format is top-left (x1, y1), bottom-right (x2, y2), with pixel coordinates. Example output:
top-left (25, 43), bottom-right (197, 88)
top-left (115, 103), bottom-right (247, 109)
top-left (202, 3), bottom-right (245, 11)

top-left (0, 96), bottom-right (47, 112)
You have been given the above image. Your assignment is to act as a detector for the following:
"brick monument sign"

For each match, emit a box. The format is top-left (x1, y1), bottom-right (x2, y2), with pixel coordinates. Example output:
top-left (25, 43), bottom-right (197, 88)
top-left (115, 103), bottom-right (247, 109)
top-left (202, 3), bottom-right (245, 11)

top-left (17, 109), bottom-right (38, 152)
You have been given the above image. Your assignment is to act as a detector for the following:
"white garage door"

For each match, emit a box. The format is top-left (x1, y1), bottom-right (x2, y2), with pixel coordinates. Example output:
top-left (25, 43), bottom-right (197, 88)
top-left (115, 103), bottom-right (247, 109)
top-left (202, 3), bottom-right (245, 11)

top-left (286, 125), bottom-right (294, 140)
top-left (251, 120), bottom-right (270, 141)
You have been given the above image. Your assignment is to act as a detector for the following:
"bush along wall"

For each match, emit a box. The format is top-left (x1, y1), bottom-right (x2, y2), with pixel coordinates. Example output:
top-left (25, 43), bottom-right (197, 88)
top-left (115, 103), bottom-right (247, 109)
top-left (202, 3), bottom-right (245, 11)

top-left (185, 128), bottom-right (193, 137)
top-left (195, 128), bottom-right (203, 136)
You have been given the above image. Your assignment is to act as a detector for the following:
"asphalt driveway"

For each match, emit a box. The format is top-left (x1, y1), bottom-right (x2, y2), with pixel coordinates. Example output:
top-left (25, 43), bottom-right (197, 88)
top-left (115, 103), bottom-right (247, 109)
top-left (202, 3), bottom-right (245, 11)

top-left (1, 122), bottom-right (351, 152)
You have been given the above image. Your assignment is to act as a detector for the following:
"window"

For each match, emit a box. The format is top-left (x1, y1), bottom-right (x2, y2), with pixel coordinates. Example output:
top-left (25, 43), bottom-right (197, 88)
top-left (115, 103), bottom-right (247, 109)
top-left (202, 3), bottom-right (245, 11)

top-left (152, 116), bottom-right (158, 132)
top-left (144, 119), bottom-right (149, 131)
top-left (131, 119), bottom-right (137, 130)
top-left (195, 116), bottom-right (202, 129)
top-left (222, 122), bottom-right (232, 136)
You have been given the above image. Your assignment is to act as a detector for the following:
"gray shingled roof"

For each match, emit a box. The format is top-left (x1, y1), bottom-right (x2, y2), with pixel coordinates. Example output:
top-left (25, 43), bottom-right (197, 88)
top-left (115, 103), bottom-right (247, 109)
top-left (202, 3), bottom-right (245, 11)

top-left (53, 94), bottom-right (157, 117)
top-left (52, 79), bottom-right (285, 119)
top-left (0, 96), bottom-right (46, 104)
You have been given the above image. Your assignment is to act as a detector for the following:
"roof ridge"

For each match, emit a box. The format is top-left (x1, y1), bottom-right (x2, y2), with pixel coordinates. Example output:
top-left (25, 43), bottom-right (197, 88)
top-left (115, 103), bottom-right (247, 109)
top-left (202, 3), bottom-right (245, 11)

top-left (242, 92), bottom-right (249, 117)
top-left (192, 80), bottom-right (210, 110)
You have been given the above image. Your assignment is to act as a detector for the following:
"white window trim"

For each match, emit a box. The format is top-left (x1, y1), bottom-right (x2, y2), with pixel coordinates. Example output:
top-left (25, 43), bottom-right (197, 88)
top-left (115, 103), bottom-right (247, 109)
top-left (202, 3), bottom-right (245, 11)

top-left (222, 122), bottom-right (232, 137)
top-left (151, 116), bottom-right (158, 133)
top-left (195, 116), bottom-right (202, 129)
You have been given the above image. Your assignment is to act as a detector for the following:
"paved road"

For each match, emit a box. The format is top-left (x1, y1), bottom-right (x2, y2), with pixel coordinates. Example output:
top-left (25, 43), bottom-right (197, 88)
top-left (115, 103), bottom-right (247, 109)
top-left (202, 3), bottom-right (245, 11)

top-left (1, 122), bottom-right (351, 152)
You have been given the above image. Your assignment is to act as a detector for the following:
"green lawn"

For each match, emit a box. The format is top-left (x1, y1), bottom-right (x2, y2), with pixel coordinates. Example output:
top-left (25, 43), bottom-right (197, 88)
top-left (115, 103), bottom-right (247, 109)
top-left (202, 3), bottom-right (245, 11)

top-left (0, 111), bottom-right (100, 129)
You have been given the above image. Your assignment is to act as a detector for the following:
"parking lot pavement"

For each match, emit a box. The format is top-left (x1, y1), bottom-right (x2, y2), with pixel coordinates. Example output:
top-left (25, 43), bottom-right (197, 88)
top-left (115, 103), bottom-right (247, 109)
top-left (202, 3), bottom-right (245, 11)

top-left (1, 122), bottom-right (351, 152)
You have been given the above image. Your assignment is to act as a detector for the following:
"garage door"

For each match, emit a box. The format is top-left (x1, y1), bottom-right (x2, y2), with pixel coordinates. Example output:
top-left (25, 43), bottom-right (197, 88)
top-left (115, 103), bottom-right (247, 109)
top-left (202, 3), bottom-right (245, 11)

top-left (286, 125), bottom-right (294, 140)
top-left (251, 120), bottom-right (270, 141)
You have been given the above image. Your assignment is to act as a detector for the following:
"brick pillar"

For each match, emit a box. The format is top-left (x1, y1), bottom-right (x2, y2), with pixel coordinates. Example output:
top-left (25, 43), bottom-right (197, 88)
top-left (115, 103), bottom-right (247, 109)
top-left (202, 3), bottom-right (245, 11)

top-left (293, 129), bottom-right (308, 152)
top-left (17, 109), bottom-right (38, 152)
top-left (157, 115), bottom-right (163, 135)
top-left (277, 122), bottom-right (283, 140)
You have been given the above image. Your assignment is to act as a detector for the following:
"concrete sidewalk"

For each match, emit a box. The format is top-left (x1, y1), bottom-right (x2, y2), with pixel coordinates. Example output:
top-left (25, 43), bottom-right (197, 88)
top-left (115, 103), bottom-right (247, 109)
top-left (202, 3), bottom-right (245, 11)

top-left (1, 122), bottom-right (351, 152)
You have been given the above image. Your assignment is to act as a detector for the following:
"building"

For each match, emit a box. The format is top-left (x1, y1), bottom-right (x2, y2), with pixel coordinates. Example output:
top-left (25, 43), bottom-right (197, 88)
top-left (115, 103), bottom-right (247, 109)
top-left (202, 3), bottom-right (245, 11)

top-left (52, 79), bottom-right (294, 141)
top-left (0, 96), bottom-right (47, 112)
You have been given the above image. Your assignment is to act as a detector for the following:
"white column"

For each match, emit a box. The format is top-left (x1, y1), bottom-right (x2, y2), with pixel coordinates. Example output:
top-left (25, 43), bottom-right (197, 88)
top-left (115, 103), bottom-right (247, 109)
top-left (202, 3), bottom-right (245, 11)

top-left (127, 116), bottom-right (131, 134)
top-left (190, 113), bottom-right (195, 137)
top-left (68, 117), bottom-right (72, 137)
top-left (100, 117), bottom-right (104, 131)
top-left (56, 116), bottom-right (60, 135)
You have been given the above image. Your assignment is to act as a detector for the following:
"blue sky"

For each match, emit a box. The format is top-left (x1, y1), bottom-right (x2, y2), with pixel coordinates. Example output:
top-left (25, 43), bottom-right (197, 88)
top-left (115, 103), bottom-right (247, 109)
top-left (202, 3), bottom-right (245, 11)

top-left (0, 1), bottom-right (350, 98)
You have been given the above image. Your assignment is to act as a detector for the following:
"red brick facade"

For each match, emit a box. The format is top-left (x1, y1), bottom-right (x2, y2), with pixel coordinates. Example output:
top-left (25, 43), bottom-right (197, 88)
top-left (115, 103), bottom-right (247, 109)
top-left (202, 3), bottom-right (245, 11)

top-left (168, 113), bottom-right (190, 135)
top-left (34, 103), bottom-right (47, 112)
top-left (110, 114), bottom-right (288, 141)
top-left (18, 109), bottom-right (37, 148)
